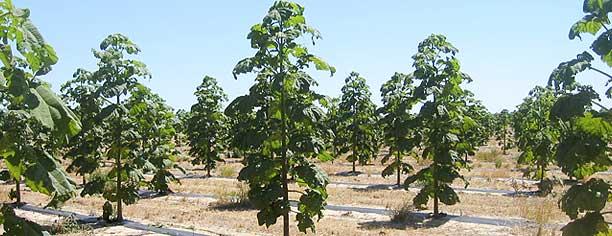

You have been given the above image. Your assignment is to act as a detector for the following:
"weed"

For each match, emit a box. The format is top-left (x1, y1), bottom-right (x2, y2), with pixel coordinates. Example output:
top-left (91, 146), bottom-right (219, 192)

top-left (475, 149), bottom-right (502, 163)
top-left (218, 165), bottom-right (236, 178)
top-left (494, 158), bottom-right (503, 169)
top-left (211, 182), bottom-right (251, 210)
top-left (50, 215), bottom-right (93, 235)
top-left (386, 200), bottom-right (418, 223)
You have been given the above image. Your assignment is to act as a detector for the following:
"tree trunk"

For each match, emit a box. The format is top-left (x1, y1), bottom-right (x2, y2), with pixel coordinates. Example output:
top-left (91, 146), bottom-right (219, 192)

top-left (396, 150), bottom-right (401, 187)
top-left (207, 166), bottom-right (211, 178)
top-left (502, 136), bottom-right (507, 155)
top-left (82, 175), bottom-right (86, 186)
top-left (432, 164), bottom-right (439, 216)
top-left (115, 95), bottom-right (123, 222)
top-left (352, 160), bottom-right (356, 173)
top-left (15, 176), bottom-right (21, 204)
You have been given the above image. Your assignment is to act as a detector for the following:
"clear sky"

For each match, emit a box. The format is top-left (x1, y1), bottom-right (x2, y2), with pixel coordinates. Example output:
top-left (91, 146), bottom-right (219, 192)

top-left (19, 0), bottom-right (608, 112)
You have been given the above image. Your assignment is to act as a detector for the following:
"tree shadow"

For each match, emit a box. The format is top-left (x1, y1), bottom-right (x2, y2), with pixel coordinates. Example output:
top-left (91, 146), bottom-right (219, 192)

top-left (208, 201), bottom-right (254, 212)
top-left (350, 184), bottom-right (401, 192)
top-left (333, 171), bottom-right (365, 176)
top-left (358, 213), bottom-right (451, 230)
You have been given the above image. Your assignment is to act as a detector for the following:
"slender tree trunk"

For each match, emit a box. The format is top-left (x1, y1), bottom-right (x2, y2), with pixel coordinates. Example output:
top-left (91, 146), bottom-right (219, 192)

top-left (207, 166), bottom-right (211, 178)
top-left (502, 135), bottom-right (507, 155)
top-left (15, 176), bottom-right (20, 204)
top-left (540, 163), bottom-right (545, 183)
top-left (352, 160), bottom-right (356, 173)
top-left (278, 34), bottom-right (290, 236)
top-left (396, 150), bottom-right (401, 187)
top-left (82, 174), bottom-right (86, 186)
top-left (115, 95), bottom-right (123, 222)
top-left (432, 162), bottom-right (439, 216)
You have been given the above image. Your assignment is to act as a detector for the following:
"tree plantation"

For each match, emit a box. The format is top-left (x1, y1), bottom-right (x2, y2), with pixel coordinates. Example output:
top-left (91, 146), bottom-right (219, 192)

top-left (0, 0), bottom-right (611, 236)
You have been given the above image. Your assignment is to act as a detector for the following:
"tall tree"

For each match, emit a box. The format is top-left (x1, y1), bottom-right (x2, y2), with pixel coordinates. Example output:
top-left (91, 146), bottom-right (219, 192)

top-left (512, 86), bottom-right (558, 185)
top-left (337, 72), bottom-right (378, 173)
top-left (378, 72), bottom-right (417, 186)
top-left (77, 34), bottom-right (151, 222)
top-left (545, 1), bottom-right (612, 234)
top-left (187, 76), bottom-right (228, 177)
top-left (0, 0), bottom-right (81, 207)
top-left (0, 0), bottom-right (81, 234)
top-left (126, 84), bottom-right (183, 194)
top-left (494, 109), bottom-right (514, 154)
top-left (404, 34), bottom-right (477, 218)
top-left (226, 1), bottom-right (335, 234)
top-left (61, 70), bottom-right (106, 185)
top-left (323, 97), bottom-right (341, 162)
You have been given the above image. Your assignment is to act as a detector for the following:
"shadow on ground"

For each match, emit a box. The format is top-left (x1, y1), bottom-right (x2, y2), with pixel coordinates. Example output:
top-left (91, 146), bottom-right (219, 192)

top-left (358, 213), bottom-right (451, 230)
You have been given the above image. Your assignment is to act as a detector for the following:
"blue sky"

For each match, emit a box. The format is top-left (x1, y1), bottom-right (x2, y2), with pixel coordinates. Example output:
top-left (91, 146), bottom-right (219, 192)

top-left (20, 0), bottom-right (608, 112)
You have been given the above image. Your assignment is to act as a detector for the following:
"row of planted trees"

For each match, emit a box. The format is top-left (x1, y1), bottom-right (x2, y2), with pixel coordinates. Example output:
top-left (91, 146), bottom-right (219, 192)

top-left (0, 0), bottom-right (500, 235)
top-left (0, 0), bottom-right (609, 236)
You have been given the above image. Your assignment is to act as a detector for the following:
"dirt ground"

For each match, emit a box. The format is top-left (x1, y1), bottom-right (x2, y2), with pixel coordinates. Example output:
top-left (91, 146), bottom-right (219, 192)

top-left (1, 143), bottom-right (609, 235)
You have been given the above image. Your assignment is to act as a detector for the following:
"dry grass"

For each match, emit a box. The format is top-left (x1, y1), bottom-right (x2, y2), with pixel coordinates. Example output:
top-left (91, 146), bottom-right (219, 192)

top-left (210, 182), bottom-right (251, 210)
top-left (217, 164), bottom-right (237, 178)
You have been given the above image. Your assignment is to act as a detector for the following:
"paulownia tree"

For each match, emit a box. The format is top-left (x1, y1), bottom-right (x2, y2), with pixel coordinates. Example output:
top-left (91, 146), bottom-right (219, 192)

top-left (459, 95), bottom-right (490, 163)
top-left (544, 1), bottom-right (612, 234)
top-left (322, 97), bottom-right (342, 163)
top-left (226, 1), bottom-right (335, 234)
top-left (0, 0), bottom-right (82, 234)
top-left (0, 0), bottom-right (81, 206)
top-left (126, 84), bottom-right (184, 193)
top-left (61, 71), bottom-right (106, 185)
top-left (173, 109), bottom-right (190, 147)
top-left (404, 34), bottom-right (477, 217)
top-left (337, 72), bottom-right (379, 173)
top-left (77, 34), bottom-right (151, 222)
top-left (512, 86), bottom-right (558, 187)
top-left (378, 72), bottom-right (417, 186)
top-left (187, 76), bottom-right (228, 177)
top-left (494, 109), bottom-right (514, 154)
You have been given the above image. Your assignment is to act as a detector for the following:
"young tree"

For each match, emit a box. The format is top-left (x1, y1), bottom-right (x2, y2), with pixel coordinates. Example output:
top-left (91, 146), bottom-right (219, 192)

top-left (126, 84), bottom-right (183, 193)
top-left (545, 1), bottom-right (612, 234)
top-left (187, 76), bottom-right (228, 177)
top-left (0, 1), bottom-right (81, 234)
top-left (512, 86), bottom-right (558, 185)
top-left (404, 34), bottom-right (477, 218)
top-left (0, 0), bottom-right (81, 207)
top-left (61, 71), bottom-right (106, 185)
top-left (226, 1), bottom-right (335, 234)
top-left (378, 72), bottom-right (417, 186)
top-left (323, 97), bottom-right (341, 162)
top-left (337, 72), bottom-right (378, 173)
top-left (78, 34), bottom-right (151, 222)
top-left (173, 109), bottom-right (190, 147)
top-left (493, 109), bottom-right (514, 154)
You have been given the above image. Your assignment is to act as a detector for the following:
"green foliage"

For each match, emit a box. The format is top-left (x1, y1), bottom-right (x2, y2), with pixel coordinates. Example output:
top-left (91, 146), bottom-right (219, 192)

top-left (322, 97), bottom-right (342, 161)
top-left (173, 109), bottom-right (190, 146)
top-left (126, 85), bottom-right (183, 193)
top-left (378, 72), bottom-right (417, 185)
top-left (512, 86), bottom-right (558, 182)
top-left (187, 76), bottom-right (228, 177)
top-left (75, 33), bottom-right (154, 221)
top-left (403, 34), bottom-right (477, 216)
top-left (61, 69), bottom-right (106, 183)
top-left (493, 109), bottom-right (514, 153)
top-left (226, 1), bottom-right (334, 234)
top-left (547, 1), bottom-right (612, 234)
top-left (0, 204), bottom-right (49, 236)
top-left (0, 0), bottom-right (80, 210)
top-left (337, 72), bottom-right (379, 172)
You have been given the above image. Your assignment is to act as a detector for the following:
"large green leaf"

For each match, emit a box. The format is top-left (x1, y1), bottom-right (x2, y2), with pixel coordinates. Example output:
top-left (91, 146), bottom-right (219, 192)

top-left (26, 85), bottom-right (82, 137)
top-left (24, 151), bottom-right (77, 208)
top-left (0, 204), bottom-right (50, 236)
